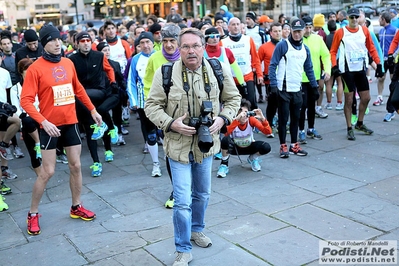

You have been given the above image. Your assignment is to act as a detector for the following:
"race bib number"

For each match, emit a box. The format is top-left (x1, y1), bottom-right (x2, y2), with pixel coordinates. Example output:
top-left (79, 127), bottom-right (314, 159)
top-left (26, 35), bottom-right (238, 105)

top-left (349, 50), bottom-right (365, 63)
top-left (52, 83), bottom-right (75, 106)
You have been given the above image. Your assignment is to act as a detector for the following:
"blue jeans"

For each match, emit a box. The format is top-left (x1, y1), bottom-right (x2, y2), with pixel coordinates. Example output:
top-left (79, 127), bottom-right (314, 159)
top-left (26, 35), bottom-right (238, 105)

top-left (168, 156), bottom-right (212, 253)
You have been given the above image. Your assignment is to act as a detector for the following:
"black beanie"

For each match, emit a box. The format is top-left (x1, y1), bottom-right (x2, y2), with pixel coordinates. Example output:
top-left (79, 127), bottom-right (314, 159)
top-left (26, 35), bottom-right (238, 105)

top-left (96, 42), bottom-right (109, 52)
top-left (126, 20), bottom-right (135, 30)
top-left (149, 23), bottom-right (162, 34)
top-left (246, 11), bottom-right (257, 22)
top-left (214, 15), bottom-right (224, 25)
top-left (75, 31), bottom-right (91, 43)
top-left (136, 31), bottom-right (154, 44)
top-left (204, 27), bottom-right (219, 42)
top-left (24, 29), bottom-right (38, 42)
top-left (39, 25), bottom-right (61, 48)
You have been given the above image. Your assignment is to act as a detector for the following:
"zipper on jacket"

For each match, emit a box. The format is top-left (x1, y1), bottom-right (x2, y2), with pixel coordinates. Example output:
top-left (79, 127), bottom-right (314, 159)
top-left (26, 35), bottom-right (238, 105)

top-left (172, 104), bottom-right (179, 118)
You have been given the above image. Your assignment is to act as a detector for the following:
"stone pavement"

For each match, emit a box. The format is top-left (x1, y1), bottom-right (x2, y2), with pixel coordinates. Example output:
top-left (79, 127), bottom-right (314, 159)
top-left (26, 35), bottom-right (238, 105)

top-left (1, 80), bottom-right (399, 266)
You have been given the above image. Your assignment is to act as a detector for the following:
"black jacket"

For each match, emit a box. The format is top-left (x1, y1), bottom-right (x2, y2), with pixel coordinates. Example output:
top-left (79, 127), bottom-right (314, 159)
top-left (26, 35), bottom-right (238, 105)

top-left (15, 44), bottom-right (44, 66)
top-left (69, 50), bottom-right (109, 92)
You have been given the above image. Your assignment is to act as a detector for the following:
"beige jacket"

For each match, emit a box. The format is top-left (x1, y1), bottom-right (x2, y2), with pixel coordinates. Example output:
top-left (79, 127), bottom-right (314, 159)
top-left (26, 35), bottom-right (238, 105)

top-left (144, 59), bottom-right (241, 163)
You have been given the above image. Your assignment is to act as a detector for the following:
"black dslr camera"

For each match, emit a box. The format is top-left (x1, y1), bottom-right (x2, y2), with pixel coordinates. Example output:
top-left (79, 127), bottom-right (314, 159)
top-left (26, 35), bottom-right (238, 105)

top-left (189, 101), bottom-right (214, 153)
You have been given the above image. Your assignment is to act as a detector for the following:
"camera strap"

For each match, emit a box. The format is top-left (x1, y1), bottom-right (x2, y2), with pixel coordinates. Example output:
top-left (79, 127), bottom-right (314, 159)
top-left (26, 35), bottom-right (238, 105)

top-left (181, 59), bottom-right (211, 117)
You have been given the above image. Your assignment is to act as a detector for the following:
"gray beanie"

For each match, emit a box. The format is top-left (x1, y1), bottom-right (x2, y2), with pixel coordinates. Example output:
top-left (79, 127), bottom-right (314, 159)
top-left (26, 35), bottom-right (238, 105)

top-left (161, 24), bottom-right (181, 40)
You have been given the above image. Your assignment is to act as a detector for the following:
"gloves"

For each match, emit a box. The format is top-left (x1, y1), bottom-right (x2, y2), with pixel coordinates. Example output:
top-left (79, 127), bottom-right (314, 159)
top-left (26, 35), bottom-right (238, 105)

top-left (270, 86), bottom-right (278, 95)
top-left (375, 64), bottom-right (384, 78)
top-left (263, 74), bottom-right (269, 82)
top-left (237, 83), bottom-right (248, 97)
top-left (3, 103), bottom-right (17, 116)
top-left (331, 66), bottom-right (341, 77)
top-left (388, 55), bottom-right (395, 67)
top-left (312, 87), bottom-right (320, 101)
top-left (111, 82), bottom-right (119, 94)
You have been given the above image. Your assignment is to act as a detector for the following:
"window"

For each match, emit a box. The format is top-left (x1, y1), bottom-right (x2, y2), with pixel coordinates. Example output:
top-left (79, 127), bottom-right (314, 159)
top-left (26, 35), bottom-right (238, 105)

top-left (320, 0), bottom-right (331, 4)
top-left (17, 5), bottom-right (26, 11)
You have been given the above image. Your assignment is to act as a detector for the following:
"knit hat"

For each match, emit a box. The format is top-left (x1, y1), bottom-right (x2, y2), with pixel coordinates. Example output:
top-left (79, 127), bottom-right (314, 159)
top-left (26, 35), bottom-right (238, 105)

top-left (197, 21), bottom-right (211, 31)
top-left (136, 31), bottom-right (154, 44)
top-left (96, 42), bottom-right (109, 52)
top-left (204, 27), bottom-right (219, 42)
top-left (149, 23), bottom-right (162, 34)
top-left (39, 24), bottom-right (61, 48)
top-left (161, 24), bottom-right (181, 40)
top-left (75, 31), bottom-right (91, 43)
top-left (390, 8), bottom-right (398, 16)
top-left (126, 20), bottom-right (135, 30)
top-left (313, 14), bottom-right (325, 28)
top-left (24, 29), bottom-right (38, 42)
top-left (214, 14), bottom-right (224, 25)
top-left (302, 16), bottom-right (313, 26)
top-left (246, 11), bottom-right (257, 22)
top-left (291, 19), bottom-right (305, 31)
top-left (220, 5), bottom-right (228, 12)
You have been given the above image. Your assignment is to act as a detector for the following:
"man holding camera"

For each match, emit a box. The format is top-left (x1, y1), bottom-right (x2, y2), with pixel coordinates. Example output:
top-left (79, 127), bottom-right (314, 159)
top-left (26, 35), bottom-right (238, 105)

top-left (145, 28), bottom-right (241, 266)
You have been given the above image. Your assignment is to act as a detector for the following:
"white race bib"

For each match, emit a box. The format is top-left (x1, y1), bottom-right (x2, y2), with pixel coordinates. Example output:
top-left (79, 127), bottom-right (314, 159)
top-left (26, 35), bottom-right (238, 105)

top-left (52, 83), bottom-right (75, 106)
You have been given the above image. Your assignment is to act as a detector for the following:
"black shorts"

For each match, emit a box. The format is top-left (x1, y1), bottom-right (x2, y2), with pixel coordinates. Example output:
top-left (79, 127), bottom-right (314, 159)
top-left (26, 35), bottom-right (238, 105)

top-left (341, 70), bottom-right (369, 93)
top-left (40, 124), bottom-right (81, 150)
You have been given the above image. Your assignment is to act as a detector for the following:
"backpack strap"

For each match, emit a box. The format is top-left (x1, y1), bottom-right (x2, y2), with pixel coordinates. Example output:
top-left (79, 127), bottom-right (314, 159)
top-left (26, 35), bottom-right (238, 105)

top-left (162, 62), bottom-right (175, 99)
top-left (207, 58), bottom-right (224, 94)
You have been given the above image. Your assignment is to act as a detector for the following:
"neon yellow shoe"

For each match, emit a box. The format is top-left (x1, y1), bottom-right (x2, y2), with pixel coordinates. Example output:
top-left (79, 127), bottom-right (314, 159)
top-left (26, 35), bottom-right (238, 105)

top-left (0, 196), bottom-right (8, 211)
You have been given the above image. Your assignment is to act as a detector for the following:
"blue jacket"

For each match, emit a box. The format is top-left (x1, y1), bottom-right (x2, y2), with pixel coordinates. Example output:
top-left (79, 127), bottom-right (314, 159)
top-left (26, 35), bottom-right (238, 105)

top-left (379, 24), bottom-right (398, 58)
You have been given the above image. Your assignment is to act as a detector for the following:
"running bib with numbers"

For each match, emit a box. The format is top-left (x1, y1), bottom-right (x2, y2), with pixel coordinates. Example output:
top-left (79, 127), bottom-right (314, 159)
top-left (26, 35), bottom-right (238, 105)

top-left (348, 50), bottom-right (366, 64)
top-left (52, 83), bottom-right (75, 106)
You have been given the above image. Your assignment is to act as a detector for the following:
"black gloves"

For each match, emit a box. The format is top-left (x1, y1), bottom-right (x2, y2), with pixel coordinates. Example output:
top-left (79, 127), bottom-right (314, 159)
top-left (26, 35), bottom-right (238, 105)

top-left (263, 74), bottom-right (269, 82)
top-left (312, 87), bottom-right (320, 101)
top-left (270, 86), bottom-right (278, 95)
top-left (111, 82), bottom-right (119, 94)
top-left (388, 55), bottom-right (395, 67)
top-left (0, 103), bottom-right (17, 117)
top-left (237, 83), bottom-right (248, 97)
top-left (331, 66), bottom-right (341, 77)
top-left (375, 64), bottom-right (384, 78)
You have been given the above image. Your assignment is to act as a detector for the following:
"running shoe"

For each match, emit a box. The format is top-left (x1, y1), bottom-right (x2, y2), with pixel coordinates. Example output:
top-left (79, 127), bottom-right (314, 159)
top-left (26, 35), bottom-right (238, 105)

top-left (0, 145), bottom-right (12, 160)
top-left (56, 154), bottom-right (68, 164)
top-left (108, 126), bottom-right (118, 145)
top-left (121, 125), bottom-right (129, 135)
top-left (355, 124), bottom-right (374, 135)
top-left (325, 102), bottom-right (332, 110)
top-left (1, 181), bottom-right (12, 195)
top-left (90, 162), bottom-right (102, 177)
top-left (307, 128), bottom-right (323, 140)
top-left (165, 196), bottom-right (174, 209)
top-left (34, 145), bottom-right (42, 159)
top-left (27, 212), bottom-right (41, 235)
top-left (280, 144), bottom-right (289, 158)
top-left (70, 204), bottom-right (96, 221)
top-left (217, 164), bottom-right (229, 178)
top-left (122, 106), bottom-right (130, 121)
top-left (151, 162), bottom-right (162, 177)
top-left (0, 196), bottom-right (8, 211)
top-left (142, 143), bottom-right (149, 154)
top-left (13, 146), bottom-right (25, 159)
top-left (373, 96), bottom-right (383, 106)
top-left (116, 134), bottom-right (126, 145)
top-left (384, 112), bottom-right (395, 122)
top-left (298, 130), bottom-right (307, 144)
top-left (335, 102), bottom-right (344, 110)
top-left (315, 107), bottom-right (328, 118)
top-left (2, 168), bottom-right (17, 180)
top-left (104, 150), bottom-right (114, 162)
top-left (213, 151), bottom-right (222, 160)
top-left (289, 142), bottom-right (308, 156)
top-left (247, 156), bottom-right (261, 172)
top-left (91, 122), bottom-right (108, 140)
top-left (347, 129), bottom-right (356, 140)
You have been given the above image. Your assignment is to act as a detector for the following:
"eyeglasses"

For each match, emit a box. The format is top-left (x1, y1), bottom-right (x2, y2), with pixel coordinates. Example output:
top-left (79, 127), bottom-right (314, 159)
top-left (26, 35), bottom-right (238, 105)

top-left (180, 44), bottom-right (203, 51)
top-left (205, 34), bottom-right (220, 39)
top-left (349, 16), bottom-right (359, 19)
top-left (79, 39), bottom-right (91, 43)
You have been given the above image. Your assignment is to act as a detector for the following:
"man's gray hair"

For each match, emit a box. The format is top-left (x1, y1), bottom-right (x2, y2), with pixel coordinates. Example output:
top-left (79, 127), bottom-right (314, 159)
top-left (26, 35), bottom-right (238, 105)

top-left (161, 23), bottom-right (181, 40)
top-left (177, 28), bottom-right (205, 46)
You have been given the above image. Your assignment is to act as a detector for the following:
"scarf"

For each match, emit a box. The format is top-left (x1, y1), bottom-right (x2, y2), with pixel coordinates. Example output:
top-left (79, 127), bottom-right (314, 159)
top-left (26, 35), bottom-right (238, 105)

top-left (271, 38), bottom-right (280, 45)
top-left (162, 46), bottom-right (180, 62)
top-left (106, 36), bottom-right (118, 44)
top-left (288, 35), bottom-right (303, 47)
top-left (229, 33), bottom-right (242, 42)
top-left (42, 51), bottom-right (61, 63)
